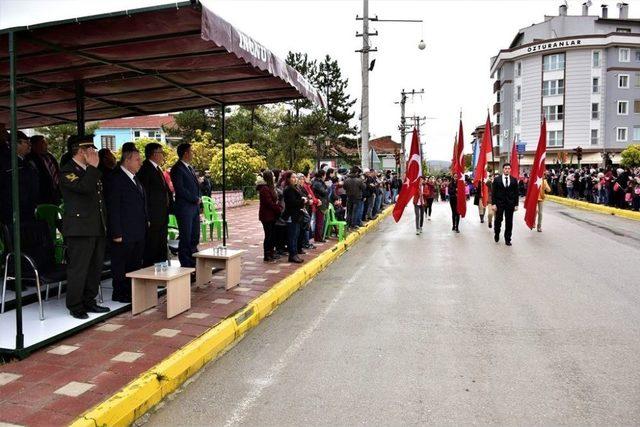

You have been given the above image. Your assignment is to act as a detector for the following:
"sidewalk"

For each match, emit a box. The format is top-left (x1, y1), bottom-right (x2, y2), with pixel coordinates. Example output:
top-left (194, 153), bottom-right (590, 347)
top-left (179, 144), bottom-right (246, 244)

top-left (0, 202), bottom-right (370, 426)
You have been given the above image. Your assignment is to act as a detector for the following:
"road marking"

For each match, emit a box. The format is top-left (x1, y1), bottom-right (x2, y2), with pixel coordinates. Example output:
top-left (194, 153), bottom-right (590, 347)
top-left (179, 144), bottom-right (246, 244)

top-left (223, 262), bottom-right (369, 427)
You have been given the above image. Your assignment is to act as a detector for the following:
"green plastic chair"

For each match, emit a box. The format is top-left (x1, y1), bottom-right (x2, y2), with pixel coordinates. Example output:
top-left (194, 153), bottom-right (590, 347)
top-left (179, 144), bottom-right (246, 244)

top-left (35, 204), bottom-right (65, 263)
top-left (201, 198), bottom-right (226, 241)
top-left (168, 214), bottom-right (179, 240)
top-left (323, 204), bottom-right (347, 241)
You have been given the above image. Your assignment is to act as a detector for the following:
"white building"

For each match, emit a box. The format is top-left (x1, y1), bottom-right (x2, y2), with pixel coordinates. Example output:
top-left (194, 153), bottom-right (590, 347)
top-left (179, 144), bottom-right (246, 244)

top-left (490, 2), bottom-right (640, 167)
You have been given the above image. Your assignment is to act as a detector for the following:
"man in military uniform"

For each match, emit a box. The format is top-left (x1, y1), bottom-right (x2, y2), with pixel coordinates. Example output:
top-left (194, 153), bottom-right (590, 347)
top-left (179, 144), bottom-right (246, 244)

top-left (59, 135), bottom-right (110, 319)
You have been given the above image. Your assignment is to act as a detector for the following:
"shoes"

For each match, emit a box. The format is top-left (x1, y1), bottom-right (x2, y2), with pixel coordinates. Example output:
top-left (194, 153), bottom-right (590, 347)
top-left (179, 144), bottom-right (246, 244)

top-left (455, 229), bottom-right (460, 233)
top-left (263, 257), bottom-right (276, 263)
top-left (505, 241), bottom-right (512, 246)
top-left (452, 226), bottom-right (455, 231)
top-left (537, 227), bottom-right (542, 232)
top-left (288, 255), bottom-right (304, 264)
top-left (427, 217), bottom-right (431, 221)
top-left (480, 219), bottom-right (484, 223)
top-left (190, 272), bottom-right (197, 283)
top-left (419, 228), bottom-right (423, 234)
top-left (113, 295), bottom-right (132, 303)
top-left (70, 310), bottom-right (89, 320)
top-left (488, 222), bottom-right (492, 228)
top-left (416, 230), bottom-right (420, 235)
top-left (85, 303), bottom-right (110, 313)
top-left (494, 234), bottom-right (499, 243)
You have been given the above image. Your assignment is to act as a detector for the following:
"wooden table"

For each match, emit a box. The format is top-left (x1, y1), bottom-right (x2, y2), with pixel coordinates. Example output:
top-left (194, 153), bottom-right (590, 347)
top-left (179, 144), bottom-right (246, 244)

top-left (193, 248), bottom-right (247, 290)
top-left (127, 266), bottom-right (195, 318)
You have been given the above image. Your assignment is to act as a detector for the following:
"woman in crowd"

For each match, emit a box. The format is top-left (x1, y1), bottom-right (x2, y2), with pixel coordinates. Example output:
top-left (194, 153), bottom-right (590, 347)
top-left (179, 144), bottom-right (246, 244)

top-left (298, 172), bottom-right (317, 250)
top-left (312, 170), bottom-right (329, 242)
top-left (413, 176), bottom-right (426, 235)
top-left (448, 175), bottom-right (460, 233)
top-left (282, 171), bottom-right (306, 263)
top-left (257, 170), bottom-right (283, 262)
top-left (425, 176), bottom-right (436, 221)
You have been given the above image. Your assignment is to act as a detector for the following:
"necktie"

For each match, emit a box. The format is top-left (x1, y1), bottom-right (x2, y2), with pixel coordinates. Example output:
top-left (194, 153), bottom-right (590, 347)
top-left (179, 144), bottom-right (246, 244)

top-left (43, 154), bottom-right (59, 186)
top-left (505, 176), bottom-right (509, 188)
top-left (157, 166), bottom-right (167, 188)
top-left (134, 176), bottom-right (143, 194)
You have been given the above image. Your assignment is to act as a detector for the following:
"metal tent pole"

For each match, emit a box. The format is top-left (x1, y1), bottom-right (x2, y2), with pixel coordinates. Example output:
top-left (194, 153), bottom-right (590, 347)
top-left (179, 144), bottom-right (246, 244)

top-left (221, 105), bottom-right (226, 247)
top-left (76, 82), bottom-right (85, 137)
top-left (9, 31), bottom-right (24, 351)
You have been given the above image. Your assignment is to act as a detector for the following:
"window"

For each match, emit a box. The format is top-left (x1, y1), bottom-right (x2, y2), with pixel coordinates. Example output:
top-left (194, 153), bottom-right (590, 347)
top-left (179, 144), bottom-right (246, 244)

top-left (635, 100), bottom-right (640, 113)
top-left (592, 51), bottom-right (601, 67)
top-left (547, 130), bottom-right (563, 147)
top-left (636, 50), bottom-right (640, 61)
top-left (591, 103), bottom-right (600, 119)
top-left (634, 126), bottom-right (640, 141)
top-left (542, 79), bottom-right (564, 96)
top-left (592, 77), bottom-right (600, 93)
top-left (516, 85), bottom-right (521, 101)
top-left (618, 100), bottom-right (628, 115)
top-left (616, 27), bottom-right (631, 33)
top-left (617, 127), bottom-right (628, 142)
top-left (543, 53), bottom-right (565, 71)
top-left (497, 67), bottom-right (502, 79)
top-left (515, 62), bottom-right (522, 77)
top-left (619, 48), bottom-right (630, 63)
top-left (636, 73), bottom-right (640, 88)
top-left (543, 105), bottom-right (564, 121)
top-left (496, 113), bottom-right (502, 125)
top-left (496, 90), bottom-right (501, 103)
top-left (618, 74), bottom-right (629, 88)
top-left (591, 129), bottom-right (599, 145)
top-left (133, 130), bottom-right (140, 138)
top-left (515, 109), bottom-right (521, 125)
top-left (100, 135), bottom-right (115, 151)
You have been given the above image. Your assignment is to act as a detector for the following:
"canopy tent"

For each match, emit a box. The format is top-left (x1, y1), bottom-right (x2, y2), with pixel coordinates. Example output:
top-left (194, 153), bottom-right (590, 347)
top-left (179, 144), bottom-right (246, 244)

top-left (1, 0), bottom-right (324, 356)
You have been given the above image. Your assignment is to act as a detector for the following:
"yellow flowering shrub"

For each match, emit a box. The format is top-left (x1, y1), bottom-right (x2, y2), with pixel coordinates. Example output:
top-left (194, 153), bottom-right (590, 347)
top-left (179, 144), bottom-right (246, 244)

top-left (210, 143), bottom-right (267, 189)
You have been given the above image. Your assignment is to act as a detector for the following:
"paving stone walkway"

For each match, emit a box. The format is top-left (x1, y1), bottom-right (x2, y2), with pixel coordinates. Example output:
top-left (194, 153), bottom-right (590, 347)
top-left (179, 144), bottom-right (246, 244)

top-left (0, 202), bottom-right (334, 426)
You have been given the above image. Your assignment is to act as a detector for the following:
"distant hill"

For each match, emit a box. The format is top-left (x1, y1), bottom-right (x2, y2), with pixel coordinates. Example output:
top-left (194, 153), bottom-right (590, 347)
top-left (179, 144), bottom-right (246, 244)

top-left (425, 160), bottom-right (451, 172)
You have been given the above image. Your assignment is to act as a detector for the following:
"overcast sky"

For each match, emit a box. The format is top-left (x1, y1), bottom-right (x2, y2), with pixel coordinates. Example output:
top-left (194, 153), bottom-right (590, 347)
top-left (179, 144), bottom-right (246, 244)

top-left (1, 0), bottom-right (635, 160)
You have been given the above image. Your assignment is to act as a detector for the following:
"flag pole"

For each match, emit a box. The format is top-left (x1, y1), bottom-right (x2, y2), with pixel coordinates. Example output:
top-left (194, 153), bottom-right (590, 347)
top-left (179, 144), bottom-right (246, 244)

top-left (487, 108), bottom-right (495, 171)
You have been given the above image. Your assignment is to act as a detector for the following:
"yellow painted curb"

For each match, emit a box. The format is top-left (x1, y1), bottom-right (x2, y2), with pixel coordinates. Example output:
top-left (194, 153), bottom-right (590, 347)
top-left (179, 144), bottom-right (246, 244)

top-left (71, 206), bottom-right (393, 427)
top-left (546, 195), bottom-right (640, 221)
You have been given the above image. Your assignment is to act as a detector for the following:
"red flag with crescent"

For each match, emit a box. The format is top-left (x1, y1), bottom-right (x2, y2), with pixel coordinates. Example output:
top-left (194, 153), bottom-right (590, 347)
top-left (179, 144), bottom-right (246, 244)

top-left (454, 118), bottom-right (467, 217)
top-left (393, 128), bottom-right (422, 222)
top-left (524, 118), bottom-right (547, 229)
top-left (510, 137), bottom-right (520, 180)
top-left (473, 114), bottom-right (492, 206)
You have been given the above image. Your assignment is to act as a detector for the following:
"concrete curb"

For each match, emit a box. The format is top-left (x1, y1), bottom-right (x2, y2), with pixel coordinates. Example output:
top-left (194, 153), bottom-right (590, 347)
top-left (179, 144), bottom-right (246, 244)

top-left (70, 206), bottom-right (393, 427)
top-left (546, 195), bottom-right (640, 221)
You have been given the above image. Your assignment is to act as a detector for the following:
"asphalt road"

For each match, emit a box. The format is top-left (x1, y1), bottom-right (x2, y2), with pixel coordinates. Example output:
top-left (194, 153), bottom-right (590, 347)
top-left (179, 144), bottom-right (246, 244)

top-left (143, 199), bottom-right (640, 426)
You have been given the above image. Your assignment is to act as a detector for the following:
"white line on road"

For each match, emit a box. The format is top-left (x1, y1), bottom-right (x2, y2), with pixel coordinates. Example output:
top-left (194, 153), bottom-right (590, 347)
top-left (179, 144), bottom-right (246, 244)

top-left (223, 262), bottom-right (369, 427)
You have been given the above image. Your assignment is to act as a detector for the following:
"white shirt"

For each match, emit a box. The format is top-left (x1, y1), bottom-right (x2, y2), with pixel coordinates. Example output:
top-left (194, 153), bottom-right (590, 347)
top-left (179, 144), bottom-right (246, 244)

top-left (503, 174), bottom-right (510, 188)
top-left (149, 159), bottom-right (159, 170)
top-left (72, 158), bottom-right (87, 170)
top-left (120, 165), bottom-right (137, 185)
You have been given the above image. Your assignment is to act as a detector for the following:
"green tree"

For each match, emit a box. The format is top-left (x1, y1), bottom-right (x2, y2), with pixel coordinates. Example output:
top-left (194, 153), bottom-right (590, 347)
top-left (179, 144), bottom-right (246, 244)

top-left (209, 143), bottom-right (267, 189)
top-left (114, 137), bottom-right (178, 166)
top-left (163, 109), bottom-right (212, 143)
top-left (191, 142), bottom-right (219, 173)
top-left (315, 54), bottom-right (357, 139)
top-left (35, 122), bottom-right (100, 161)
top-left (620, 144), bottom-right (640, 167)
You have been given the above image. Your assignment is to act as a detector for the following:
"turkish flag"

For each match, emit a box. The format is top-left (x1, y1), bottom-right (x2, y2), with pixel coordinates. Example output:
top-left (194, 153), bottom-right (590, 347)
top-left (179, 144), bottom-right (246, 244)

top-left (393, 128), bottom-right (421, 222)
top-left (510, 138), bottom-right (520, 180)
top-left (454, 119), bottom-right (467, 217)
top-left (473, 114), bottom-right (492, 206)
top-left (524, 118), bottom-right (547, 229)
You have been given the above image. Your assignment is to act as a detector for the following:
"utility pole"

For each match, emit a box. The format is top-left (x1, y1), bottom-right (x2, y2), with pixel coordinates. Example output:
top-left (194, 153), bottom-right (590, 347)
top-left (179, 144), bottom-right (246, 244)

top-left (397, 89), bottom-right (424, 174)
top-left (357, 2), bottom-right (423, 170)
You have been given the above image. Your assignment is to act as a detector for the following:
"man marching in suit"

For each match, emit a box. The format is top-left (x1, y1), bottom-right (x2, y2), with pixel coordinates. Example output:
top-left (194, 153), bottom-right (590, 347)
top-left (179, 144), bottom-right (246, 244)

top-left (491, 163), bottom-right (519, 246)
top-left (170, 143), bottom-right (200, 268)
top-left (106, 144), bottom-right (147, 303)
top-left (137, 142), bottom-right (172, 266)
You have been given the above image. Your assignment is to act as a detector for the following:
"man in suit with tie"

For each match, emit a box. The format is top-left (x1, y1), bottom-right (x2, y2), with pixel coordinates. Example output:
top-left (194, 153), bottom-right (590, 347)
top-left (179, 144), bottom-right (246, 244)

top-left (170, 143), bottom-right (200, 268)
top-left (137, 142), bottom-right (172, 266)
top-left (26, 135), bottom-right (61, 205)
top-left (491, 163), bottom-right (519, 246)
top-left (106, 144), bottom-right (147, 303)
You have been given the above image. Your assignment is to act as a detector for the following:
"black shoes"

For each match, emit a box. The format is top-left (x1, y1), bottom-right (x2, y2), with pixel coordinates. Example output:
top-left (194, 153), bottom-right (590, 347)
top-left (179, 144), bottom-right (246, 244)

top-left (288, 256), bottom-right (304, 264)
top-left (494, 234), bottom-right (499, 243)
top-left (70, 310), bottom-right (89, 320)
top-left (455, 228), bottom-right (460, 233)
top-left (85, 303), bottom-right (110, 313)
top-left (297, 249), bottom-right (306, 255)
top-left (505, 241), bottom-right (512, 246)
top-left (113, 295), bottom-right (132, 303)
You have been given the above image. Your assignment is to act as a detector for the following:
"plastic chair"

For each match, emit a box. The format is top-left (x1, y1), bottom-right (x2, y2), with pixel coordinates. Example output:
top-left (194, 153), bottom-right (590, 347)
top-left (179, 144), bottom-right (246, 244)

top-left (35, 204), bottom-right (65, 264)
top-left (323, 204), bottom-right (347, 241)
top-left (201, 198), bottom-right (227, 241)
top-left (168, 214), bottom-right (179, 240)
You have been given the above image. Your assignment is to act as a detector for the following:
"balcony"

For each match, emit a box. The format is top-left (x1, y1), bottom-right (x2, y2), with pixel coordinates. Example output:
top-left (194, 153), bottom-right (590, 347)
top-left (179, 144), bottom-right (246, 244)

top-left (493, 80), bottom-right (501, 93)
top-left (493, 102), bottom-right (501, 114)
top-left (492, 124), bottom-right (500, 136)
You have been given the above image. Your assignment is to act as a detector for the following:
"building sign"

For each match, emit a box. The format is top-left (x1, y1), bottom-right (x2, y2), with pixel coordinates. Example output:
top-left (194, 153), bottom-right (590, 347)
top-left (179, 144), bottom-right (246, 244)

top-left (527, 39), bottom-right (582, 53)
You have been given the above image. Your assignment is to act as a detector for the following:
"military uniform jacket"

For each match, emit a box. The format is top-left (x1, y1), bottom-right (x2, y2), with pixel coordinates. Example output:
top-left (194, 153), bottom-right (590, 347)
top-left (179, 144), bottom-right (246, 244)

top-left (59, 159), bottom-right (106, 237)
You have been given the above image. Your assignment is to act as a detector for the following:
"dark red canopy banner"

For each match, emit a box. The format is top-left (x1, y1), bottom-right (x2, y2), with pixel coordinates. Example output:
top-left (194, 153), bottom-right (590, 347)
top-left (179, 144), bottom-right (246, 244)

top-left (0, 1), bottom-right (325, 129)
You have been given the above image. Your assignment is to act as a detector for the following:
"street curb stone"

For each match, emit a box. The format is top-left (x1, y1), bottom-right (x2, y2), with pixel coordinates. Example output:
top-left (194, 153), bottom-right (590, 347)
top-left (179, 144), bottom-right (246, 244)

top-left (546, 195), bottom-right (640, 221)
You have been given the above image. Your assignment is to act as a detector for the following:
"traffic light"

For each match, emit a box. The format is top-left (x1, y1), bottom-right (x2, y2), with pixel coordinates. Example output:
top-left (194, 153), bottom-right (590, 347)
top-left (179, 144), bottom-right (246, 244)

top-left (575, 146), bottom-right (583, 162)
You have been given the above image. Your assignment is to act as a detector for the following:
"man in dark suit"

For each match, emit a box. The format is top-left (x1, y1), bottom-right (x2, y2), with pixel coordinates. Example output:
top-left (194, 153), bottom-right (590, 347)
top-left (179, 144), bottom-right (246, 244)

top-left (0, 131), bottom-right (40, 226)
top-left (491, 163), bottom-right (519, 246)
top-left (26, 135), bottom-right (61, 205)
top-left (170, 143), bottom-right (200, 268)
top-left (106, 144), bottom-right (147, 303)
top-left (59, 135), bottom-right (110, 319)
top-left (137, 142), bottom-right (172, 266)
